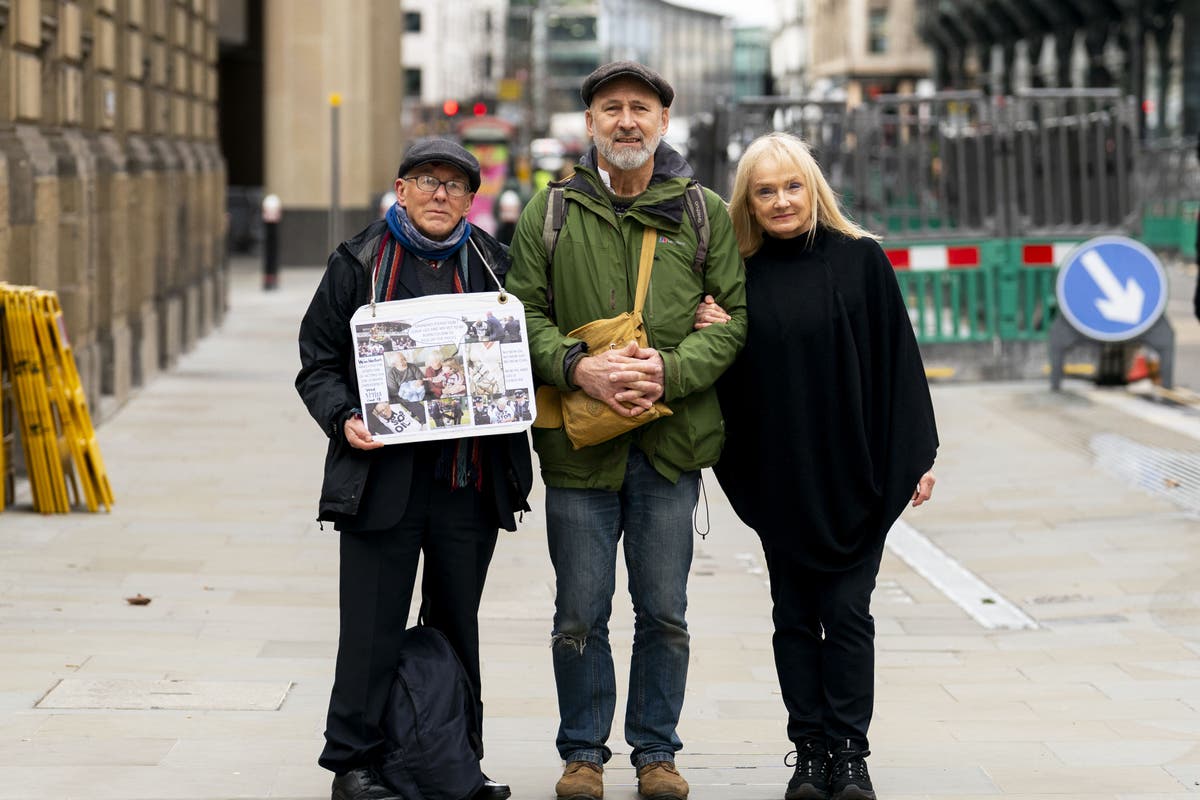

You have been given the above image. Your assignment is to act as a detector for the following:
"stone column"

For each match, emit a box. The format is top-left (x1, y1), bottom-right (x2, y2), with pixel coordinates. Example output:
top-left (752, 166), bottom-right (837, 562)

top-left (264, 0), bottom-right (402, 266)
top-left (125, 0), bottom-right (162, 390)
top-left (89, 0), bottom-right (136, 405)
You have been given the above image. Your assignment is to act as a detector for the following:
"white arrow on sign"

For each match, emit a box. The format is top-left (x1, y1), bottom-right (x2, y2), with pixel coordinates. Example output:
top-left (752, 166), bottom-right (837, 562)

top-left (1080, 250), bottom-right (1145, 324)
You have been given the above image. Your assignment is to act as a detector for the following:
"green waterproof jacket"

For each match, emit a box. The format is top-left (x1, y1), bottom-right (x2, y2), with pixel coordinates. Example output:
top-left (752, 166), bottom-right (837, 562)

top-left (506, 143), bottom-right (747, 490)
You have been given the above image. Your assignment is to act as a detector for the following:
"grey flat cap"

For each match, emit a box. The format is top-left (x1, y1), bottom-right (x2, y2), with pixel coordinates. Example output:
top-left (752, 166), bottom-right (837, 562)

top-left (397, 139), bottom-right (481, 192)
top-left (581, 61), bottom-right (674, 108)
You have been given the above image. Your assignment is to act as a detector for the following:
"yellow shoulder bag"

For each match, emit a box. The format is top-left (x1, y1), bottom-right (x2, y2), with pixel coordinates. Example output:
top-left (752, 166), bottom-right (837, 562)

top-left (533, 227), bottom-right (673, 449)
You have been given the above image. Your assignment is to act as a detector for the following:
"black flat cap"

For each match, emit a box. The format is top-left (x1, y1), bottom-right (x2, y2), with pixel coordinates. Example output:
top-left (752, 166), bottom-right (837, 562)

top-left (581, 61), bottom-right (674, 108)
top-left (397, 139), bottom-right (481, 192)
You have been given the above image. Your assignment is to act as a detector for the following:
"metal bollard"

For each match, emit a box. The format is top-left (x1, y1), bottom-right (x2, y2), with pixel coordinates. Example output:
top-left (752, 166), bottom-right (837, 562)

top-left (262, 193), bottom-right (281, 290)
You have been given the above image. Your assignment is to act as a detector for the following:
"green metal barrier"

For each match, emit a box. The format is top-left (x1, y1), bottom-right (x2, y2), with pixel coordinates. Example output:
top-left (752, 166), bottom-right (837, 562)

top-left (1141, 205), bottom-right (1198, 257)
top-left (895, 268), bottom-right (995, 344)
top-left (887, 238), bottom-right (1072, 345)
top-left (1010, 264), bottom-right (1058, 341)
top-left (886, 239), bottom-right (1001, 345)
top-left (1181, 201), bottom-right (1198, 260)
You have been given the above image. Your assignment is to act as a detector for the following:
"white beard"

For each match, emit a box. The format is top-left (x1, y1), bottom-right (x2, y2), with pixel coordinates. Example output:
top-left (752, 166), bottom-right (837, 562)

top-left (596, 130), bottom-right (661, 172)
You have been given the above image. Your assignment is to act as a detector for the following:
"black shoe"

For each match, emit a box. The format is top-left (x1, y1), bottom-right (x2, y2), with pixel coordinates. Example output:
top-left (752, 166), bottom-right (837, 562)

top-left (785, 741), bottom-right (831, 800)
top-left (828, 740), bottom-right (875, 800)
top-left (474, 775), bottom-right (512, 800)
top-left (331, 767), bottom-right (402, 800)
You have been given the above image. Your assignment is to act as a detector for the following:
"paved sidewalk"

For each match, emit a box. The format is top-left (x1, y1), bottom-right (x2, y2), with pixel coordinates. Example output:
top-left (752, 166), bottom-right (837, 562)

top-left (0, 258), bottom-right (1198, 799)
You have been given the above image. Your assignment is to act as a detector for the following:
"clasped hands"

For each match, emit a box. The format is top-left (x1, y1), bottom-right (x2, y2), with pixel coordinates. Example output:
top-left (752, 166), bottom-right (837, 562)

top-left (573, 341), bottom-right (664, 417)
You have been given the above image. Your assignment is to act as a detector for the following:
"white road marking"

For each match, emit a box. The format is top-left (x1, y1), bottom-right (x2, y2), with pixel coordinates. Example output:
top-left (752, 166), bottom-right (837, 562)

top-left (886, 520), bottom-right (1039, 630)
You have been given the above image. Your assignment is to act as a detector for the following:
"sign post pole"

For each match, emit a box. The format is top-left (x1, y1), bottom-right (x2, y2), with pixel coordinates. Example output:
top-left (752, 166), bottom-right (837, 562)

top-left (328, 93), bottom-right (342, 254)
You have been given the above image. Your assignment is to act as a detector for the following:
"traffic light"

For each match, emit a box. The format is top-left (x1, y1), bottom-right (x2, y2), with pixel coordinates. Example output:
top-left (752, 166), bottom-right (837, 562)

top-left (473, 101), bottom-right (488, 117)
top-left (442, 99), bottom-right (460, 117)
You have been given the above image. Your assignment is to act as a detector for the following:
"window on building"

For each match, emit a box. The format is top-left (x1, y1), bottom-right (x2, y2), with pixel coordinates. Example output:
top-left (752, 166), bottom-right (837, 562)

top-left (868, 7), bottom-right (887, 54)
top-left (404, 12), bottom-right (421, 33)
top-left (404, 68), bottom-right (422, 98)
top-left (508, 14), bottom-right (531, 40)
top-left (547, 15), bottom-right (596, 42)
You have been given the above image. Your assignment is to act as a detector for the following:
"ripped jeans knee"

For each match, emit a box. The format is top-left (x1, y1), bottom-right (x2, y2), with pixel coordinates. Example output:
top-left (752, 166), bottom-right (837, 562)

top-left (551, 626), bottom-right (589, 655)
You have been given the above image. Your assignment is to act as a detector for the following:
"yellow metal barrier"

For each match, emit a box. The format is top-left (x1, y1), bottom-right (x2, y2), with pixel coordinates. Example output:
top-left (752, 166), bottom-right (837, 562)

top-left (0, 284), bottom-right (113, 513)
top-left (35, 292), bottom-right (114, 512)
top-left (0, 306), bottom-right (5, 512)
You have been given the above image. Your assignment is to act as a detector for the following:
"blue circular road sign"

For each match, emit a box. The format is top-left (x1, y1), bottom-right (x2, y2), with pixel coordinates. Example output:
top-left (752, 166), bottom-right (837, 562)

top-left (1055, 235), bottom-right (1168, 342)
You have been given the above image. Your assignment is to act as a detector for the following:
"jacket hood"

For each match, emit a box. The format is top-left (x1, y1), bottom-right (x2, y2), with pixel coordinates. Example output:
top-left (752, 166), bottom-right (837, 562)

top-left (568, 141), bottom-right (695, 229)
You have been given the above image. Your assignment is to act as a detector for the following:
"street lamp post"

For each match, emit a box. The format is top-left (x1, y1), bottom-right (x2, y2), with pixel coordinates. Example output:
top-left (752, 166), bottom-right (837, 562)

top-left (329, 92), bottom-right (342, 253)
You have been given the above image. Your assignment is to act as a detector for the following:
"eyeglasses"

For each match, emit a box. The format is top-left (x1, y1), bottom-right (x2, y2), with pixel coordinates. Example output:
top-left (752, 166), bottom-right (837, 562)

top-left (405, 174), bottom-right (471, 197)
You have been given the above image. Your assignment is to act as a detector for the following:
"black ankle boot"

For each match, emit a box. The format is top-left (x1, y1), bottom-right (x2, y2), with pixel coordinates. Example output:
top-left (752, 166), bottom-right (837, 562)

top-left (785, 740), bottom-right (831, 800)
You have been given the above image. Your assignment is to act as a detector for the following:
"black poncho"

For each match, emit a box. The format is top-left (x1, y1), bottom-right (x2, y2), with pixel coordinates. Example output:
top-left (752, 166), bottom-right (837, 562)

top-left (714, 227), bottom-right (939, 571)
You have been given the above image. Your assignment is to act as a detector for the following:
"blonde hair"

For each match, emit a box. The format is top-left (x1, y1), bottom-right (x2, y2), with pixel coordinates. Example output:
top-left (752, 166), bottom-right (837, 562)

top-left (728, 132), bottom-right (876, 260)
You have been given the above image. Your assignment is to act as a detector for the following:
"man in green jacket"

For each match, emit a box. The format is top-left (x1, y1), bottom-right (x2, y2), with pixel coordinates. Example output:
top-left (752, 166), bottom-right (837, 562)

top-left (506, 61), bottom-right (747, 800)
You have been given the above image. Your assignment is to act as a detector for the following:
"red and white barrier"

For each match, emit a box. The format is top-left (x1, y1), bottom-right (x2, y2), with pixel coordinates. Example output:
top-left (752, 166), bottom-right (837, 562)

top-left (885, 245), bottom-right (980, 270)
top-left (1019, 242), bottom-right (1079, 267)
top-left (883, 242), bottom-right (1081, 271)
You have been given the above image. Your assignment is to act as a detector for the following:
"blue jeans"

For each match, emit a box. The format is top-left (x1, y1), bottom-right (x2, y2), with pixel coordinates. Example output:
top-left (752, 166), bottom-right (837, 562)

top-left (546, 448), bottom-right (700, 768)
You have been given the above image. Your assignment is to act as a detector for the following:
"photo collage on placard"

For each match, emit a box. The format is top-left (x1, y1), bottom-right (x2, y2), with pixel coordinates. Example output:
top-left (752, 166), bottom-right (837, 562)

top-left (353, 312), bottom-right (533, 436)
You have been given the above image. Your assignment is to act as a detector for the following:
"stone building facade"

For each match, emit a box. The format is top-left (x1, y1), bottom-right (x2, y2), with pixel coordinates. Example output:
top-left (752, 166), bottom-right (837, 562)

top-left (808, 0), bottom-right (933, 101)
top-left (0, 0), bottom-right (226, 417)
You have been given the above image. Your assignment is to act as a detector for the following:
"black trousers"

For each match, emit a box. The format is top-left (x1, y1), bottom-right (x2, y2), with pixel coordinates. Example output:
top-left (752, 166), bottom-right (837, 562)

top-left (318, 465), bottom-right (499, 773)
top-left (761, 543), bottom-right (884, 751)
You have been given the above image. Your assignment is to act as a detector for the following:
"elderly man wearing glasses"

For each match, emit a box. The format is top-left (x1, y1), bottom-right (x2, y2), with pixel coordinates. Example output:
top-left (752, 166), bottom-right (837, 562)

top-left (297, 139), bottom-right (532, 800)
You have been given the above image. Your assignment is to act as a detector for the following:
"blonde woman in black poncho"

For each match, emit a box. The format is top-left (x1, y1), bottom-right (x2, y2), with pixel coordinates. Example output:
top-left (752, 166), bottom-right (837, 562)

top-left (696, 132), bottom-right (938, 800)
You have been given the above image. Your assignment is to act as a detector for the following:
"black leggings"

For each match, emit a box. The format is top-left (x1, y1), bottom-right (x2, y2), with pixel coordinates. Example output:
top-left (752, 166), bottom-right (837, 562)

top-left (762, 543), bottom-right (884, 750)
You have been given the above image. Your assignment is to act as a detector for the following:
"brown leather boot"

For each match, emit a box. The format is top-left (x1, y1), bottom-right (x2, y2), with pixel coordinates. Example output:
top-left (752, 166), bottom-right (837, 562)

top-left (636, 761), bottom-right (689, 800)
top-left (555, 760), bottom-right (603, 800)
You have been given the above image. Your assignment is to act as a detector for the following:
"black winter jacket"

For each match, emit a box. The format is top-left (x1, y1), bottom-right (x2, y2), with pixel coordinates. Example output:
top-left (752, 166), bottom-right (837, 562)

top-left (296, 219), bottom-right (533, 530)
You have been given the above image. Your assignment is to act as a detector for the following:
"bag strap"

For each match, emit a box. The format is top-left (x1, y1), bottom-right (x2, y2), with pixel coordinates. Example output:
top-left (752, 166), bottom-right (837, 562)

top-left (683, 181), bottom-right (710, 274)
top-left (542, 186), bottom-right (567, 265)
top-left (542, 186), bottom-right (568, 316)
top-left (633, 227), bottom-right (657, 314)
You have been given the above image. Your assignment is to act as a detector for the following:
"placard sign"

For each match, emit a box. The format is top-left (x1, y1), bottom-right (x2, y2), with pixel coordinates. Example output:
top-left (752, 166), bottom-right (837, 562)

top-left (350, 292), bottom-right (535, 444)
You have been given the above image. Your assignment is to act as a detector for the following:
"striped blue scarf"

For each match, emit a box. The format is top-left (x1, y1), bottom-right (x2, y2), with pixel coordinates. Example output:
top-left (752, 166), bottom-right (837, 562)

top-left (385, 202), bottom-right (472, 261)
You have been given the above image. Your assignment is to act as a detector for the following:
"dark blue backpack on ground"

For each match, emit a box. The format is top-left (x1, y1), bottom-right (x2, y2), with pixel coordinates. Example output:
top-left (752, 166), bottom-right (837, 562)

top-left (378, 626), bottom-right (485, 800)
